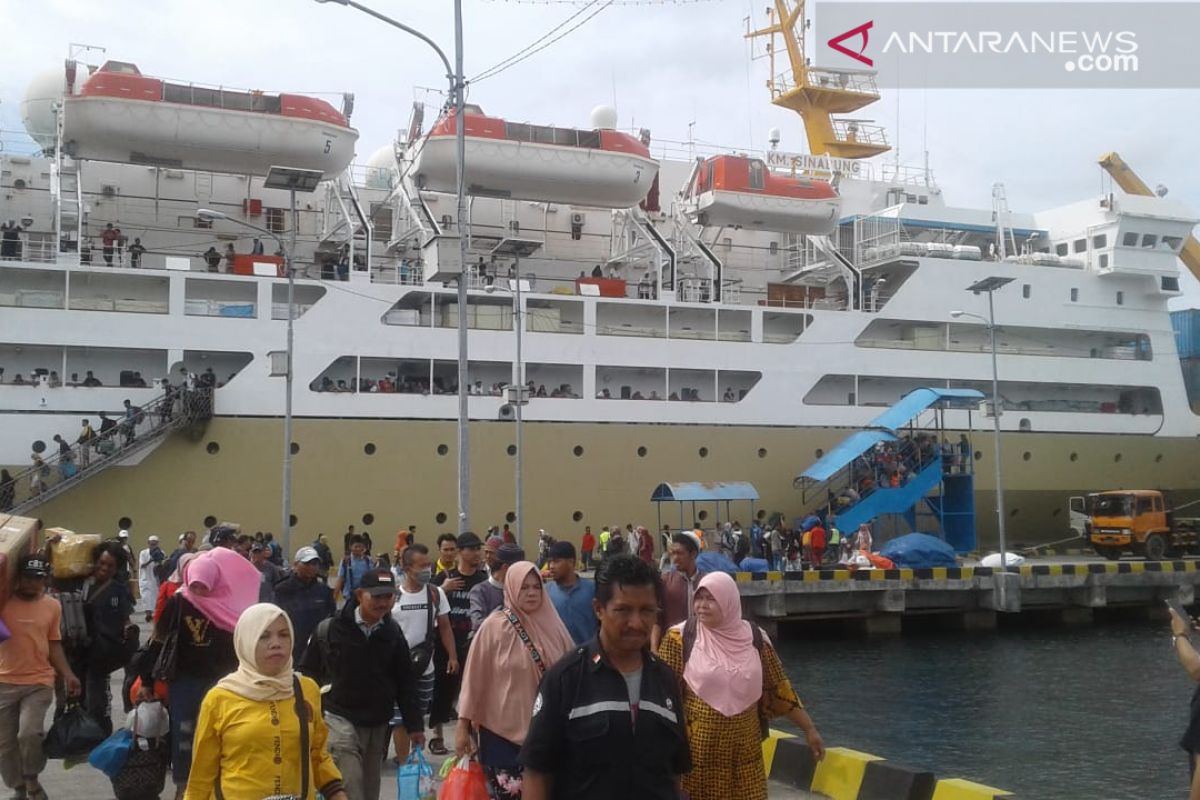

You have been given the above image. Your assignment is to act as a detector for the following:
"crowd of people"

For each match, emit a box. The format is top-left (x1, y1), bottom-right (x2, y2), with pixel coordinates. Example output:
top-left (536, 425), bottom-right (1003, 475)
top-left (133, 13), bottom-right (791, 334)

top-left (0, 518), bottom-right (836, 799)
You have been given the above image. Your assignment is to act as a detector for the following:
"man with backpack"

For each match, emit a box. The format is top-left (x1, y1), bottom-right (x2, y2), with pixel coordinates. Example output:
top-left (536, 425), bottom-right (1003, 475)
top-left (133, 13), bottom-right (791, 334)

top-left (299, 570), bottom-right (423, 800)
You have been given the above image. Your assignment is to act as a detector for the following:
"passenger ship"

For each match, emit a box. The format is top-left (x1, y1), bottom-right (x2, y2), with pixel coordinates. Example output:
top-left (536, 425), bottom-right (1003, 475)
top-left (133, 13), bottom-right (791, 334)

top-left (3, 12), bottom-right (1200, 551)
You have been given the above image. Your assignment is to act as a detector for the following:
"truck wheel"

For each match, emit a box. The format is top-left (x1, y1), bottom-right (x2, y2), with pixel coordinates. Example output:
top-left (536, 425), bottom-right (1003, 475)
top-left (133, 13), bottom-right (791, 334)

top-left (1144, 533), bottom-right (1168, 561)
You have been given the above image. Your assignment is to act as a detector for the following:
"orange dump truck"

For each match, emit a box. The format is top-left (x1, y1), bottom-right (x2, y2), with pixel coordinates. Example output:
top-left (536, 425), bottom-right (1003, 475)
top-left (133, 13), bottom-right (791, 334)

top-left (1081, 490), bottom-right (1200, 561)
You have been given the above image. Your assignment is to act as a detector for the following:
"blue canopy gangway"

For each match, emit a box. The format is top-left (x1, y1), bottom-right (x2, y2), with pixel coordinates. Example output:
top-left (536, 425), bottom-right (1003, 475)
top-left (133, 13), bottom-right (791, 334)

top-left (651, 481), bottom-right (759, 537)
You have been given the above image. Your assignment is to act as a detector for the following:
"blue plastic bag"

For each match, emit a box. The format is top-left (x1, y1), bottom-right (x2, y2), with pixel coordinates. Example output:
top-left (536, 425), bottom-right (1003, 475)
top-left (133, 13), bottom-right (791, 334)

top-left (87, 727), bottom-right (133, 778)
top-left (397, 747), bottom-right (436, 800)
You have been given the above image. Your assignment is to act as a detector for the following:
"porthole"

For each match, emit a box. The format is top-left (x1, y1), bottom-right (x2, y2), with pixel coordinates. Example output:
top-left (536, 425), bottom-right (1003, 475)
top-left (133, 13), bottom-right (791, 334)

top-left (1009, 508), bottom-right (1020, 517)
top-left (1156, 453), bottom-right (1164, 463)
top-left (698, 510), bottom-right (709, 521)
top-left (31, 440), bottom-right (45, 454)
top-left (1022, 451), bottom-right (1031, 461)
top-left (437, 444), bottom-right (449, 456)
top-left (118, 516), bottom-right (132, 530)
top-left (573, 445), bottom-right (584, 457)
top-left (289, 514), bottom-right (298, 527)
top-left (1114, 453), bottom-right (1123, 463)
top-left (206, 441), bottom-right (220, 455)
top-left (1070, 452), bottom-right (1079, 462)
top-left (362, 513), bottom-right (375, 525)
top-left (505, 511), bottom-right (516, 523)
top-left (758, 448), bottom-right (768, 459)
top-left (974, 450), bottom-right (983, 461)
top-left (364, 443), bottom-right (376, 455)
top-left (507, 444), bottom-right (517, 456)
top-left (572, 511), bottom-right (583, 522)
top-left (290, 442), bottom-right (300, 455)
top-left (815, 448), bottom-right (824, 459)
top-left (637, 446), bottom-right (647, 457)
top-left (699, 447), bottom-right (709, 458)
top-left (1019, 418), bottom-right (1032, 432)
top-left (203, 515), bottom-right (217, 528)
top-left (756, 509), bottom-right (766, 520)
top-left (435, 512), bottom-right (448, 525)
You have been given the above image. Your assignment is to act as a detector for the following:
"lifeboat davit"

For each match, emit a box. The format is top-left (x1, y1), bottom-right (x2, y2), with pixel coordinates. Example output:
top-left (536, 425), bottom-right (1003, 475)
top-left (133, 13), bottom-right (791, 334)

top-left (413, 105), bottom-right (658, 209)
top-left (687, 154), bottom-right (841, 235)
top-left (62, 61), bottom-right (357, 179)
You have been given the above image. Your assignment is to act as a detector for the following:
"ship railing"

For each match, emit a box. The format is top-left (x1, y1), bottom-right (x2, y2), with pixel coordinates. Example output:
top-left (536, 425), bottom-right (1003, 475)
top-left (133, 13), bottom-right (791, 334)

top-left (2, 387), bottom-right (214, 516)
top-left (830, 120), bottom-right (889, 148)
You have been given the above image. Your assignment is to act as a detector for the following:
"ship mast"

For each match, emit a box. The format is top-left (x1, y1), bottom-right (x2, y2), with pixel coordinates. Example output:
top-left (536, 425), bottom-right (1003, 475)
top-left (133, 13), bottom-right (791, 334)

top-left (746, 0), bottom-right (890, 160)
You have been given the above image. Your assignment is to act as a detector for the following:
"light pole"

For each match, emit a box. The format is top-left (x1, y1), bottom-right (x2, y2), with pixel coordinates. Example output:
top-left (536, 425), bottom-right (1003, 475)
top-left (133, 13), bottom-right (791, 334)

top-left (198, 164), bottom-right (321, 557)
top-left (487, 266), bottom-right (529, 547)
top-left (315, 0), bottom-right (472, 534)
top-left (951, 275), bottom-right (1014, 605)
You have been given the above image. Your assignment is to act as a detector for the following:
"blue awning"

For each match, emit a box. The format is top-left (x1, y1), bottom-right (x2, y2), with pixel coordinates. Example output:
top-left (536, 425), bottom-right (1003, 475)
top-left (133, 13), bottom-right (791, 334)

top-left (795, 430), bottom-right (897, 484)
top-left (650, 481), bottom-right (760, 503)
top-left (867, 388), bottom-right (985, 434)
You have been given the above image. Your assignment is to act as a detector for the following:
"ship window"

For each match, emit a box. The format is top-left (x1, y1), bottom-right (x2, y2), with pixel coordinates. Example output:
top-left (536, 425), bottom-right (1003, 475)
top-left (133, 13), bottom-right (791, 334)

top-left (1116, 291), bottom-right (1124, 305)
top-left (505, 122), bottom-right (531, 142)
top-left (1163, 236), bottom-right (1184, 251)
top-left (1163, 276), bottom-right (1181, 292)
top-left (905, 194), bottom-right (917, 203)
top-left (265, 208), bottom-right (287, 234)
top-left (577, 130), bottom-right (601, 148)
top-left (1141, 234), bottom-right (1158, 248)
top-left (1073, 238), bottom-right (1087, 253)
top-left (553, 128), bottom-right (577, 147)
top-left (1070, 288), bottom-right (1079, 302)
top-left (1055, 243), bottom-right (1069, 257)
top-left (749, 161), bottom-right (766, 190)
top-left (918, 195), bottom-right (929, 205)
top-left (1099, 254), bottom-right (1109, 269)
top-left (533, 125), bottom-right (557, 145)
top-left (1022, 283), bottom-right (1031, 299)
top-left (191, 87), bottom-right (219, 107)
top-left (1092, 234), bottom-right (1107, 249)
top-left (163, 83), bottom-right (192, 104)
top-left (1122, 232), bottom-right (1139, 247)
top-left (220, 90), bottom-right (255, 111)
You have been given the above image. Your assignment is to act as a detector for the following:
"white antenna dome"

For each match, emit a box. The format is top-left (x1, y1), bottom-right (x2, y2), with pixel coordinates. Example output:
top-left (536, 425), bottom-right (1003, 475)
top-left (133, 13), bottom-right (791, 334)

top-left (363, 143), bottom-right (398, 190)
top-left (768, 127), bottom-right (782, 147)
top-left (590, 105), bottom-right (618, 130)
top-left (21, 68), bottom-right (83, 151)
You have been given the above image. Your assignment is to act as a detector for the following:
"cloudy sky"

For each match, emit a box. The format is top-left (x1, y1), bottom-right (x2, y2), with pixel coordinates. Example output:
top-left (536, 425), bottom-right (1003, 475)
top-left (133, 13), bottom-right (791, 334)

top-left (3, 0), bottom-right (1199, 302)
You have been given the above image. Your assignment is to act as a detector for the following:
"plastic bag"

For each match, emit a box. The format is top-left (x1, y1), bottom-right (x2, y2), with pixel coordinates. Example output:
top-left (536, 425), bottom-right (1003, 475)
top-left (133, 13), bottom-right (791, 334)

top-left (438, 756), bottom-right (489, 800)
top-left (44, 702), bottom-right (107, 759)
top-left (87, 728), bottom-right (133, 778)
top-left (125, 701), bottom-right (170, 740)
top-left (49, 532), bottom-right (101, 579)
top-left (397, 747), bottom-right (437, 800)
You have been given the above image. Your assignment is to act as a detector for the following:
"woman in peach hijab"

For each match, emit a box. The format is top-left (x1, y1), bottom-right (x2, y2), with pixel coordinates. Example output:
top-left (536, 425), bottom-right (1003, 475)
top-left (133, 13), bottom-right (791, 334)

top-left (456, 561), bottom-right (574, 798)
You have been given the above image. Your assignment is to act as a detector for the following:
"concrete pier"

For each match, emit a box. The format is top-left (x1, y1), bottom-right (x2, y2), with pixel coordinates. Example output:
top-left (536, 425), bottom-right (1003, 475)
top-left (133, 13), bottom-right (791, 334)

top-left (738, 560), bottom-right (1200, 631)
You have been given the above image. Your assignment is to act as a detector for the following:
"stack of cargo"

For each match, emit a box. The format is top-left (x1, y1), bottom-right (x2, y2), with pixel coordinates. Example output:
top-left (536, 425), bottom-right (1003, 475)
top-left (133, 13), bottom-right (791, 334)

top-left (0, 515), bottom-right (42, 608)
top-left (1171, 309), bottom-right (1200, 411)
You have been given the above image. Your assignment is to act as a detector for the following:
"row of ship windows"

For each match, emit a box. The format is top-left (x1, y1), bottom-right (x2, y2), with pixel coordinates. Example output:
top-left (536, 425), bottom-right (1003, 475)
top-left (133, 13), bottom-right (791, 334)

top-left (1044, 232), bottom-right (1184, 257)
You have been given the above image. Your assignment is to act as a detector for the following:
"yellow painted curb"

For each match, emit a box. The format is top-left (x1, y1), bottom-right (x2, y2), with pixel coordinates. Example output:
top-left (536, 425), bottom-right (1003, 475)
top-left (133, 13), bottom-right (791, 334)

top-left (810, 747), bottom-right (883, 800)
top-left (761, 728), bottom-right (795, 774)
top-left (932, 777), bottom-right (1014, 799)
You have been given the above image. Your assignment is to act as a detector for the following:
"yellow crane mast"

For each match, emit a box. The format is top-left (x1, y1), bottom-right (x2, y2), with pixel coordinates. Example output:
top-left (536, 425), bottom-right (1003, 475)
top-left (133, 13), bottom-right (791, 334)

top-left (746, 0), bottom-right (890, 160)
top-left (1099, 152), bottom-right (1200, 281)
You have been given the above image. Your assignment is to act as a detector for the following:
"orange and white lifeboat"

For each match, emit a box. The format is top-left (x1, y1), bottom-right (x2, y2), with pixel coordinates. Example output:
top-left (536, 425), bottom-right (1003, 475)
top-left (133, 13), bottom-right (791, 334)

top-left (412, 105), bottom-right (658, 209)
top-left (686, 154), bottom-right (841, 235)
top-left (62, 61), bottom-right (357, 179)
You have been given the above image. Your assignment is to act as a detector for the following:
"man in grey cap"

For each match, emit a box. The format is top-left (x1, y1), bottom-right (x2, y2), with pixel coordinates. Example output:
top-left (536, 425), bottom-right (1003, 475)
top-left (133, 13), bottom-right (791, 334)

top-left (468, 542), bottom-right (525, 632)
top-left (275, 546), bottom-right (336, 663)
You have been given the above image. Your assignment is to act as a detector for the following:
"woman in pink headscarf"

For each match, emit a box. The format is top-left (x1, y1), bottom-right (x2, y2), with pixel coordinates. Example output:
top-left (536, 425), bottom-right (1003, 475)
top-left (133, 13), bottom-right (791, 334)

top-left (455, 561), bottom-right (574, 798)
top-left (137, 547), bottom-right (260, 799)
top-left (657, 572), bottom-right (825, 800)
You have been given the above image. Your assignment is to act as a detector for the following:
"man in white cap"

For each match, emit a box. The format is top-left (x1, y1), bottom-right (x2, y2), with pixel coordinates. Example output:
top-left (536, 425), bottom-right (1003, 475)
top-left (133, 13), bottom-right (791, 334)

top-left (136, 535), bottom-right (164, 622)
top-left (275, 546), bottom-right (335, 663)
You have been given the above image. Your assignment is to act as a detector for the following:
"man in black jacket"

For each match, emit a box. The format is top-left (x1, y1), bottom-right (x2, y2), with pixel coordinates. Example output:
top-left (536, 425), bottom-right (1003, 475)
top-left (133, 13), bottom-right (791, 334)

top-left (275, 546), bottom-right (334, 662)
top-left (299, 570), bottom-right (423, 800)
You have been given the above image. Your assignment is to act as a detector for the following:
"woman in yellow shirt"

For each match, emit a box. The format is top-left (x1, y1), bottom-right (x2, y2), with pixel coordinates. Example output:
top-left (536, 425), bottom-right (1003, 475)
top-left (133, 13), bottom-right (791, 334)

top-left (185, 603), bottom-right (346, 800)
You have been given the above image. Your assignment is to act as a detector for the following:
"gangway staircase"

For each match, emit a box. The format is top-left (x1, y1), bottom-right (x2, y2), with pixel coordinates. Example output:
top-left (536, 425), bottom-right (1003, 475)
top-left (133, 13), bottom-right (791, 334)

top-left (793, 387), bottom-right (984, 552)
top-left (6, 388), bottom-right (214, 516)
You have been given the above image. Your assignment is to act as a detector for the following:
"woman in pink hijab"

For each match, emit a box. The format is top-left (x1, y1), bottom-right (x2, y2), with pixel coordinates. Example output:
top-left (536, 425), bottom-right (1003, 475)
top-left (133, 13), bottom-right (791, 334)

top-left (657, 571), bottom-right (825, 800)
top-left (456, 561), bottom-right (574, 798)
top-left (138, 547), bottom-right (260, 798)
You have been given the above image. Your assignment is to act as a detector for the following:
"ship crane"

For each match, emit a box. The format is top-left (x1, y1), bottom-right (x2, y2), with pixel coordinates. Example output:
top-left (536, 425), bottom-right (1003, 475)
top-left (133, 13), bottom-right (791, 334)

top-left (1098, 151), bottom-right (1200, 281)
top-left (746, 0), bottom-right (890, 160)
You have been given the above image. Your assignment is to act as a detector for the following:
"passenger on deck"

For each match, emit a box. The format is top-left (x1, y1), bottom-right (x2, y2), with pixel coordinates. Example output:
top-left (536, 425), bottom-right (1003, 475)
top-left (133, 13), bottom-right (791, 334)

top-left (101, 223), bottom-right (118, 266)
top-left (11, 374), bottom-right (25, 386)
top-left (48, 371), bottom-right (61, 388)
top-left (251, 238), bottom-right (264, 256)
top-left (723, 387), bottom-right (736, 402)
top-left (591, 264), bottom-right (603, 278)
top-left (0, 221), bottom-right (21, 260)
top-left (128, 237), bottom-right (146, 268)
top-left (203, 246), bottom-right (221, 273)
top-left (224, 244), bottom-right (236, 272)
top-left (116, 228), bottom-right (127, 265)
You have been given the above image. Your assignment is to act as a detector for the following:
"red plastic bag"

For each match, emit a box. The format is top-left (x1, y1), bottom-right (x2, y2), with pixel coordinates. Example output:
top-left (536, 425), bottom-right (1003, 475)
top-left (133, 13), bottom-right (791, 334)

top-left (438, 757), bottom-right (489, 800)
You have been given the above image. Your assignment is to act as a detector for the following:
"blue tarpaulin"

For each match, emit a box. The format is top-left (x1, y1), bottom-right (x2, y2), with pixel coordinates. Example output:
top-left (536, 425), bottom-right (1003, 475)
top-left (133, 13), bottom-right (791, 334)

top-left (696, 551), bottom-right (739, 575)
top-left (879, 532), bottom-right (958, 568)
top-left (651, 482), bottom-right (759, 503)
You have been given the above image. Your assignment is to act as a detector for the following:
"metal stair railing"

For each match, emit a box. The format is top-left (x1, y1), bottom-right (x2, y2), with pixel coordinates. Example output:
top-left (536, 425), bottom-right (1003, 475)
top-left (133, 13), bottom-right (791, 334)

top-left (2, 387), bottom-right (214, 515)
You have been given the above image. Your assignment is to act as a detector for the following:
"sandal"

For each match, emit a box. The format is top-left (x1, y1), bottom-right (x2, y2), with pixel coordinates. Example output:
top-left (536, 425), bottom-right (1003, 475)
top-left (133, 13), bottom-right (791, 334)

top-left (428, 737), bottom-right (449, 756)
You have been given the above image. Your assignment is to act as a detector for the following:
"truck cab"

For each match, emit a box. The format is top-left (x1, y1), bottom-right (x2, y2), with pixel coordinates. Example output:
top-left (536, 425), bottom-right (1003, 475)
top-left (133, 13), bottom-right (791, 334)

top-left (1087, 490), bottom-right (1186, 560)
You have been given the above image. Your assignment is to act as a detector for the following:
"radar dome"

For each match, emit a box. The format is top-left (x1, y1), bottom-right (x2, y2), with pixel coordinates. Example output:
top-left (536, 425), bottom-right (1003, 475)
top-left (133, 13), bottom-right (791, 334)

top-left (363, 144), bottom-right (398, 190)
top-left (21, 68), bottom-right (84, 151)
top-left (768, 127), bottom-right (782, 146)
top-left (590, 105), bottom-right (618, 131)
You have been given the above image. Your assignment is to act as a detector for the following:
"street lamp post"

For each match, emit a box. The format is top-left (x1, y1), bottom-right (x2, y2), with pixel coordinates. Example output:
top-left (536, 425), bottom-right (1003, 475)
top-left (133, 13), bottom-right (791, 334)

top-left (951, 275), bottom-right (1014, 606)
top-left (315, 0), bottom-right (472, 534)
top-left (488, 266), bottom-right (528, 547)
